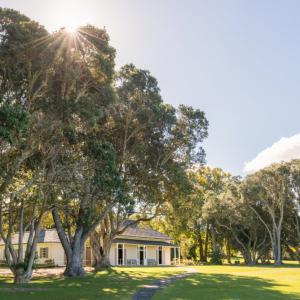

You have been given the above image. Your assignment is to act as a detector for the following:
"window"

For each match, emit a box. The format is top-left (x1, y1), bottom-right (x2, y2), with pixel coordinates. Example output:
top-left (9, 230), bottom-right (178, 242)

top-left (40, 247), bottom-right (48, 259)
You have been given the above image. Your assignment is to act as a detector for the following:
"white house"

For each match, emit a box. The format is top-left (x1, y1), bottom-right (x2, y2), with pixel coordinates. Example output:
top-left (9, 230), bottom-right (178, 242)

top-left (0, 224), bottom-right (180, 267)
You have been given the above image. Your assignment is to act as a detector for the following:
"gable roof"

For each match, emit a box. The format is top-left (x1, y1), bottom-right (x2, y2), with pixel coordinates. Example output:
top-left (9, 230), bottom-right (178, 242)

top-left (0, 229), bottom-right (60, 245)
top-left (119, 220), bottom-right (172, 240)
top-left (0, 223), bottom-right (171, 245)
top-left (113, 238), bottom-right (176, 247)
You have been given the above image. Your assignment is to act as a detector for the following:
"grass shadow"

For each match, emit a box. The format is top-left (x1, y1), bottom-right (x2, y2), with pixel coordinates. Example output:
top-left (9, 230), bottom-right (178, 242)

top-left (0, 267), bottom-right (184, 300)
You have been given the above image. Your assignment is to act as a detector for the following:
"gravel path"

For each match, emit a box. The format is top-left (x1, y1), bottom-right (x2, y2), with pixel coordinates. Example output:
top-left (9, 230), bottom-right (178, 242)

top-left (132, 268), bottom-right (197, 300)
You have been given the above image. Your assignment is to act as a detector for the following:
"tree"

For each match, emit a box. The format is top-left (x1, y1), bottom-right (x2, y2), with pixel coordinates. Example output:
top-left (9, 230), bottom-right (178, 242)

top-left (0, 8), bottom-right (54, 284)
top-left (242, 163), bottom-right (293, 265)
top-left (91, 65), bottom-right (209, 268)
top-left (45, 25), bottom-right (121, 277)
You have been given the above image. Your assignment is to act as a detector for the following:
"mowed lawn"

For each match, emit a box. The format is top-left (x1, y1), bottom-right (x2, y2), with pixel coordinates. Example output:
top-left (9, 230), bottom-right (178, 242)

top-left (0, 265), bottom-right (300, 300)
top-left (0, 267), bottom-right (184, 300)
top-left (154, 264), bottom-right (300, 300)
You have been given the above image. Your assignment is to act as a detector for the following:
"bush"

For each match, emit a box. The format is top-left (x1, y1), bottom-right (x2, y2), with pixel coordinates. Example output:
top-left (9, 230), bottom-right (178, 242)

top-left (0, 259), bottom-right (7, 267)
top-left (35, 259), bottom-right (55, 268)
top-left (210, 250), bottom-right (223, 265)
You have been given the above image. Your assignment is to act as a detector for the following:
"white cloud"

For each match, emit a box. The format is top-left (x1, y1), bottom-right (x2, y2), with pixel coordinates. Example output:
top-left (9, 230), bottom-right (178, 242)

top-left (244, 133), bottom-right (300, 173)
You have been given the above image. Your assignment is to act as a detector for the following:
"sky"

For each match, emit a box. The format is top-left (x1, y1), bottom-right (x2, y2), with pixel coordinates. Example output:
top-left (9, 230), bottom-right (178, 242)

top-left (1, 0), bottom-right (300, 175)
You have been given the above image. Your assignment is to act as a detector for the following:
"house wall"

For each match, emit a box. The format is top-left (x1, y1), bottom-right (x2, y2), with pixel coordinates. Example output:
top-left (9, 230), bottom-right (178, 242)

top-left (0, 243), bottom-right (65, 266)
top-left (164, 246), bottom-right (171, 265)
top-left (110, 243), bottom-right (116, 265)
top-left (36, 242), bottom-right (65, 266)
top-left (0, 240), bottom-right (176, 267)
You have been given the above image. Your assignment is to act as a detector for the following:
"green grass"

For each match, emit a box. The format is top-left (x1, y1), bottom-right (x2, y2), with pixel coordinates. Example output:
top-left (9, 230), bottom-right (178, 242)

top-left (0, 267), bottom-right (184, 300)
top-left (1, 264), bottom-right (300, 299)
top-left (154, 264), bottom-right (300, 300)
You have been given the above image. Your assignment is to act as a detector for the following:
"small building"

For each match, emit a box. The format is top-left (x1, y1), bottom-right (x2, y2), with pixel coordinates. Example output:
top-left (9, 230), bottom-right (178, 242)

top-left (0, 224), bottom-right (180, 267)
top-left (108, 222), bottom-right (180, 266)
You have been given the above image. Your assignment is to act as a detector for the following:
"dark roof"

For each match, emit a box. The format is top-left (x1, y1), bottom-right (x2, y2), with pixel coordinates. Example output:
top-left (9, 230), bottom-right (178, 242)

top-left (0, 229), bottom-right (60, 245)
top-left (119, 221), bottom-right (171, 240)
top-left (112, 238), bottom-right (177, 247)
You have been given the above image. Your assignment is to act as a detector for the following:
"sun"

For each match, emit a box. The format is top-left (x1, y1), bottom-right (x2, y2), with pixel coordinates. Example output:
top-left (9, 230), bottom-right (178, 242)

top-left (52, 1), bottom-right (87, 34)
top-left (65, 23), bottom-right (78, 34)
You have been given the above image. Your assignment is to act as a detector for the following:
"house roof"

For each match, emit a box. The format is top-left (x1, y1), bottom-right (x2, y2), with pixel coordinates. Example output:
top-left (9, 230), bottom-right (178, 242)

top-left (0, 229), bottom-right (60, 245)
top-left (0, 223), bottom-right (172, 245)
top-left (113, 238), bottom-right (177, 247)
top-left (119, 221), bottom-right (172, 241)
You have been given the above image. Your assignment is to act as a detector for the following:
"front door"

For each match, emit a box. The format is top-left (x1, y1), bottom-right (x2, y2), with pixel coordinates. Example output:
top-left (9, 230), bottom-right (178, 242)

top-left (158, 246), bottom-right (163, 265)
top-left (118, 244), bottom-right (124, 265)
top-left (139, 246), bottom-right (145, 265)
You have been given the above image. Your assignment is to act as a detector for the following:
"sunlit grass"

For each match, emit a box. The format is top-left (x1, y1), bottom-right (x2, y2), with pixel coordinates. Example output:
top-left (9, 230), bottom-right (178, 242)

top-left (154, 264), bottom-right (300, 300)
top-left (0, 267), bottom-right (184, 300)
top-left (1, 265), bottom-right (300, 300)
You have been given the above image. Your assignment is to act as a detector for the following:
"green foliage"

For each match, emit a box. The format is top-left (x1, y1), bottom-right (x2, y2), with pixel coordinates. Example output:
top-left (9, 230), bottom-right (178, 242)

top-left (210, 249), bottom-right (223, 265)
top-left (0, 104), bottom-right (28, 143)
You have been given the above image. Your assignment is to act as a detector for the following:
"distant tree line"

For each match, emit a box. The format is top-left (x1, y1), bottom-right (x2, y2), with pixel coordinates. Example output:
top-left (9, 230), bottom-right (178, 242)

top-left (156, 162), bottom-right (300, 266)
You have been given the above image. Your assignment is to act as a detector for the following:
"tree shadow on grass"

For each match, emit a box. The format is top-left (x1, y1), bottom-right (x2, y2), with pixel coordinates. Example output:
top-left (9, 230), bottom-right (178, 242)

top-left (0, 267), bottom-right (183, 300)
top-left (155, 273), bottom-right (300, 300)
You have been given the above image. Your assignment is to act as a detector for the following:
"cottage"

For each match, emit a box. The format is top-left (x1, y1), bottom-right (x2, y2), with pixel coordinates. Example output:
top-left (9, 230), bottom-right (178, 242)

top-left (0, 224), bottom-right (180, 267)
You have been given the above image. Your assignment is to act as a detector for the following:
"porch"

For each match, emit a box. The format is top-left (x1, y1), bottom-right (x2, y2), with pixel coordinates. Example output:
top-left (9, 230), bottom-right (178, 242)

top-left (109, 239), bottom-right (180, 266)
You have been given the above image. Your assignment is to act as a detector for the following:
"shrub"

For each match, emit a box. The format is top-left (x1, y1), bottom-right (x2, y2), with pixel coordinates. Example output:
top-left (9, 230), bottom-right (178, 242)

top-left (210, 250), bottom-right (223, 265)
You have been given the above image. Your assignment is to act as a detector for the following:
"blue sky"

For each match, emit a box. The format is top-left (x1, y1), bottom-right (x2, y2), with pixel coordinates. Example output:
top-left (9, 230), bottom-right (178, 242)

top-left (1, 0), bottom-right (300, 175)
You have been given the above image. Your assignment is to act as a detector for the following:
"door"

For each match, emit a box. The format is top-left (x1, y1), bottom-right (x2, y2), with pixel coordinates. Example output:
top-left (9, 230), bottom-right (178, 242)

top-left (117, 244), bottom-right (124, 265)
top-left (158, 246), bottom-right (163, 265)
top-left (85, 247), bottom-right (91, 266)
top-left (139, 246), bottom-right (145, 265)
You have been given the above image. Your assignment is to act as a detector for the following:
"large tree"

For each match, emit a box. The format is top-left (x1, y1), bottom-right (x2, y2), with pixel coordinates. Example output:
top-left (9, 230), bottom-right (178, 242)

top-left (0, 8), bottom-right (54, 283)
top-left (91, 64), bottom-right (209, 268)
top-left (45, 25), bottom-right (121, 277)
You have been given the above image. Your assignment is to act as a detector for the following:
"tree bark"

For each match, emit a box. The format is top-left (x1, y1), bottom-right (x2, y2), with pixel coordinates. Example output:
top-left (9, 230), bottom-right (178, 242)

top-left (95, 238), bottom-right (112, 269)
top-left (198, 235), bottom-right (205, 262)
top-left (91, 229), bottom-right (112, 270)
top-left (204, 224), bottom-right (209, 262)
top-left (226, 238), bottom-right (231, 264)
top-left (210, 224), bottom-right (217, 253)
top-left (64, 236), bottom-right (85, 277)
top-left (13, 269), bottom-right (30, 284)
top-left (52, 208), bottom-right (85, 277)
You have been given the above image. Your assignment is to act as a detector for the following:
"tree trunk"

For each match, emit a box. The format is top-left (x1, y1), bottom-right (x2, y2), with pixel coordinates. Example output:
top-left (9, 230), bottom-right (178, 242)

top-left (210, 224), bottom-right (217, 253)
top-left (14, 271), bottom-right (30, 284)
top-left (64, 238), bottom-right (85, 277)
top-left (274, 228), bottom-right (282, 265)
top-left (53, 208), bottom-right (86, 277)
top-left (226, 239), bottom-right (231, 264)
top-left (204, 224), bottom-right (209, 262)
top-left (93, 235), bottom-right (112, 270)
top-left (242, 250), bottom-right (255, 265)
top-left (91, 231), bottom-right (102, 268)
top-left (198, 235), bottom-right (205, 262)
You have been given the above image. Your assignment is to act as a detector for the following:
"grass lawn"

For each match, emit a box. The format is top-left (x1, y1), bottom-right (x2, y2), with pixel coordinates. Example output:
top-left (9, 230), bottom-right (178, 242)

top-left (1, 264), bottom-right (300, 300)
top-left (0, 267), bottom-right (184, 300)
top-left (154, 264), bottom-right (300, 300)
